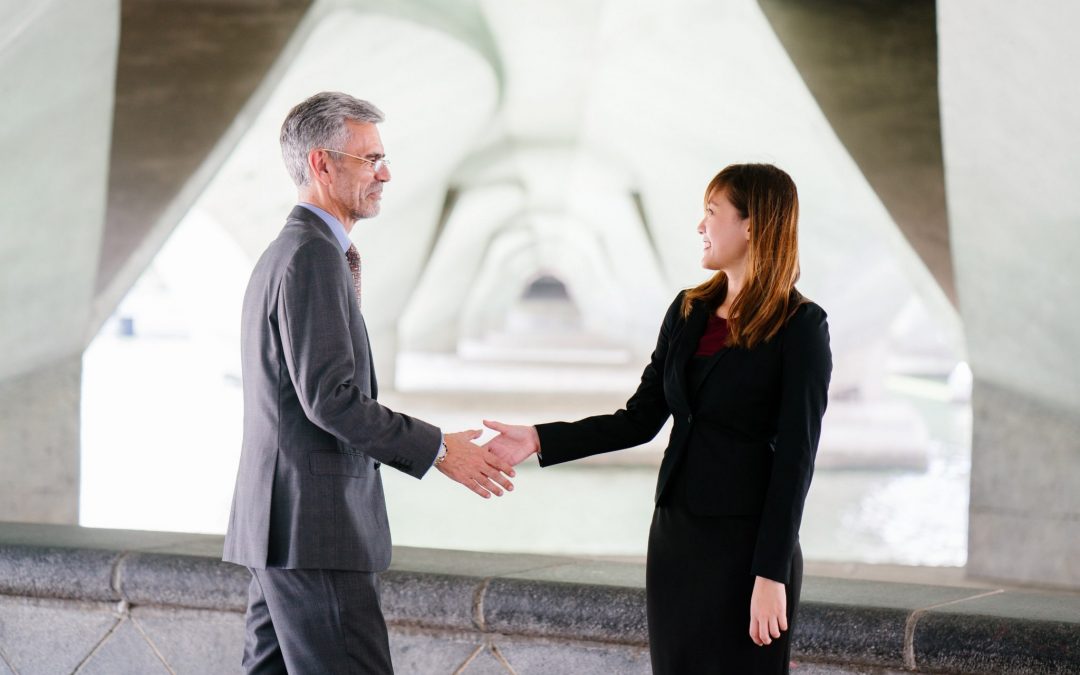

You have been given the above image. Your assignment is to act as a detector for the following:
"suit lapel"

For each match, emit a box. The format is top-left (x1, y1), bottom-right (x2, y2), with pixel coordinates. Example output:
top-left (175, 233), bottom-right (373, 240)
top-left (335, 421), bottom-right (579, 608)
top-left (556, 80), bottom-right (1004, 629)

top-left (670, 304), bottom-right (709, 407)
top-left (689, 343), bottom-right (734, 401)
top-left (677, 305), bottom-right (737, 403)
top-left (368, 340), bottom-right (378, 399)
top-left (286, 205), bottom-right (380, 398)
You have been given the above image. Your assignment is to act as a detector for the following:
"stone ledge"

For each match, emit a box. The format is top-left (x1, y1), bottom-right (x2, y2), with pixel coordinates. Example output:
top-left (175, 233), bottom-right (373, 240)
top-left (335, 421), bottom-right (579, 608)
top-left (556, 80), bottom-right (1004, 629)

top-left (0, 544), bottom-right (119, 603)
top-left (484, 578), bottom-right (648, 646)
top-left (1, 522), bottom-right (1078, 673)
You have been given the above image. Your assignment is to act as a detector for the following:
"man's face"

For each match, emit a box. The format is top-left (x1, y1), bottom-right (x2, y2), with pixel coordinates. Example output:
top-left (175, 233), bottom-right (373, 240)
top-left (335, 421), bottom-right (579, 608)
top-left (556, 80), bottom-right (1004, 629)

top-left (328, 120), bottom-right (391, 222)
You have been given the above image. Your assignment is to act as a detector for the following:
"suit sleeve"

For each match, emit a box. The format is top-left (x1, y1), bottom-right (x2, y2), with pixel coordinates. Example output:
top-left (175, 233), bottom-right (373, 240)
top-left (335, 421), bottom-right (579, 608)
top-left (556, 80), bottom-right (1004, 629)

top-left (535, 293), bottom-right (681, 466)
top-left (277, 238), bottom-right (440, 478)
top-left (751, 304), bottom-right (832, 583)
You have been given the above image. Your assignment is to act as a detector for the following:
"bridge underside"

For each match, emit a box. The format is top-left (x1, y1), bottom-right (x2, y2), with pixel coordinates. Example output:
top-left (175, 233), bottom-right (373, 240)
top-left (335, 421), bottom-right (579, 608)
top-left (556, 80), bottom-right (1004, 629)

top-left (1, 0), bottom-right (1077, 588)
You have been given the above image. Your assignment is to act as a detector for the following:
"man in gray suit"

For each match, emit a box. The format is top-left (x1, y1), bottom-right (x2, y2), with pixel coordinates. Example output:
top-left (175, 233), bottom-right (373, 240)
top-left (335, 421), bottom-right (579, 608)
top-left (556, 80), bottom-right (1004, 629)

top-left (223, 91), bottom-right (515, 674)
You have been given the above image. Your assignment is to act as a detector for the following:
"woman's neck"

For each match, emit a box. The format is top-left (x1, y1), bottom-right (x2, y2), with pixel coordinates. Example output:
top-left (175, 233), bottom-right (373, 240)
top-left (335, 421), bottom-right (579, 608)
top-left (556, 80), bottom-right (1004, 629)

top-left (718, 266), bottom-right (747, 318)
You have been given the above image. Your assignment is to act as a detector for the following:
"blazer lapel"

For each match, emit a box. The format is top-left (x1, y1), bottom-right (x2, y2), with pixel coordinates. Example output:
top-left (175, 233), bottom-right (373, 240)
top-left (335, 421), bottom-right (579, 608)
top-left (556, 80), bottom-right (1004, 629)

top-left (689, 343), bottom-right (734, 401)
top-left (670, 304), bottom-right (710, 407)
top-left (678, 304), bottom-right (737, 403)
top-left (287, 205), bottom-right (380, 398)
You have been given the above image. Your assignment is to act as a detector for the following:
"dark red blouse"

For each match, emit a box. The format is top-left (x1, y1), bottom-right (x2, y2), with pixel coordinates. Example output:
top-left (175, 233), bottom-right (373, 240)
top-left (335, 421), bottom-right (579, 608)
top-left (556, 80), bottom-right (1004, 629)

top-left (694, 314), bottom-right (730, 356)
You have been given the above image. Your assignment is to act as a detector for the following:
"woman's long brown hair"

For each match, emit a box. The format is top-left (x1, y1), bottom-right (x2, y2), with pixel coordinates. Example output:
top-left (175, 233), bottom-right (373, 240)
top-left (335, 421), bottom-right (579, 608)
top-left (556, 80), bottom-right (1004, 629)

top-left (681, 163), bottom-right (805, 348)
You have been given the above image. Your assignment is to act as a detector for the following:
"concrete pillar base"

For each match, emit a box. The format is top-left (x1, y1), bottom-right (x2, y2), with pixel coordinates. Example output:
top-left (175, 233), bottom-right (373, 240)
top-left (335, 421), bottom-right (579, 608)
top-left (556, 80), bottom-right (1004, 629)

top-left (967, 380), bottom-right (1080, 588)
top-left (0, 356), bottom-right (82, 524)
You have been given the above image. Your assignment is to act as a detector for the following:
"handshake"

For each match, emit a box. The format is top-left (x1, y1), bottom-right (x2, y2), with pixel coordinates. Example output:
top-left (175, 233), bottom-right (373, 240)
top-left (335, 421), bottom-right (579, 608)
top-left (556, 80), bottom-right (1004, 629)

top-left (435, 420), bottom-right (540, 498)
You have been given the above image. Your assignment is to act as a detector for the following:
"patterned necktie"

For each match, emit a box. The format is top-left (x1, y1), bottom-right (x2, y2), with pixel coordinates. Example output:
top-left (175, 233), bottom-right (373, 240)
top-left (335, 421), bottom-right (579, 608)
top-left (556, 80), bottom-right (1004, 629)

top-left (345, 244), bottom-right (361, 309)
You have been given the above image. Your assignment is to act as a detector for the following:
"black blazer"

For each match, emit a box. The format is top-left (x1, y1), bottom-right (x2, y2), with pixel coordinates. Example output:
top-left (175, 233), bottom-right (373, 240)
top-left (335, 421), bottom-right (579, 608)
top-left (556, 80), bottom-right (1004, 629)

top-left (536, 291), bottom-right (832, 582)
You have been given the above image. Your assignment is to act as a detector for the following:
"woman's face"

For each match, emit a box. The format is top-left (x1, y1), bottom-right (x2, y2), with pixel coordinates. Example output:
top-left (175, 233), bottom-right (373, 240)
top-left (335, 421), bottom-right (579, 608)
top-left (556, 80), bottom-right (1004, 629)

top-left (697, 190), bottom-right (750, 272)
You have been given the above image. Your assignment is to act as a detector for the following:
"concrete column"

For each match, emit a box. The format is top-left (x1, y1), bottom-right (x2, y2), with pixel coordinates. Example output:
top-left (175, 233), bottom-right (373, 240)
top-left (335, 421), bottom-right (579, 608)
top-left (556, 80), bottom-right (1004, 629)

top-left (968, 381), bottom-right (1080, 586)
top-left (0, 1), bottom-right (119, 522)
top-left (0, 357), bottom-right (83, 523)
top-left (756, 0), bottom-right (953, 306)
top-left (939, 2), bottom-right (1080, 587)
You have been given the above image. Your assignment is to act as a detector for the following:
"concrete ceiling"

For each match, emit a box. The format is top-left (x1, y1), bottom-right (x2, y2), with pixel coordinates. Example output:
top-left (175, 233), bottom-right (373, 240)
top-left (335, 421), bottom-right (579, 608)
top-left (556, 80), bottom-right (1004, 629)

top-left (757, 0), bottom-right (953, 305)
top-left (56, 0), bottom-right (965, 398)
top-left (178, 0), bottom-right (961, 396)
top-left (0, 0), bottom-right (118, 381)
top-left (96, 0), bottom-right (312, 330)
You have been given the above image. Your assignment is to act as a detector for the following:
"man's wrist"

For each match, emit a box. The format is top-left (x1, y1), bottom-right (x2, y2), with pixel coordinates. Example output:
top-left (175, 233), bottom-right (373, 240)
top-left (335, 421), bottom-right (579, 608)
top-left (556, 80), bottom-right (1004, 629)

top-left (434, 438), bottom-right (448, 467)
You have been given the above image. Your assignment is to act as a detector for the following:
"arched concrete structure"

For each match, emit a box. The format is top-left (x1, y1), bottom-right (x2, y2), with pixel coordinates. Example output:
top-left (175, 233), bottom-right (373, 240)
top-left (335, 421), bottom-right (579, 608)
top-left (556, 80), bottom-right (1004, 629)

top-left (0, 0), bottom-right (504, 524)
top-left (95, 0), bottom-right (313, 329)
top-left (195, 7), bottom-right (504, 385)
top-left (752, 0), bottom-right (1080, 588)
top-left (94, 0), bottom-right (505, 335)
top-left (400, 144), bottom-right (668, 359)
top-left (2, 0), bottom-right (1077, 592)
top-left (757, 0), bottom-right (953, 306)
top-left (0, 0), bottom-right (119, 522)
top-left (938, 2), bottom-right (1080, 587)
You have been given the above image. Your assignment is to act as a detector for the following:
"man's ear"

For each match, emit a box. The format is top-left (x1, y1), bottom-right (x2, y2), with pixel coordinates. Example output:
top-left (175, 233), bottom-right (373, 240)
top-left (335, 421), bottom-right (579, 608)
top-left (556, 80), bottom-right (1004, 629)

top-left (307, 149), bottom-right (332, 186)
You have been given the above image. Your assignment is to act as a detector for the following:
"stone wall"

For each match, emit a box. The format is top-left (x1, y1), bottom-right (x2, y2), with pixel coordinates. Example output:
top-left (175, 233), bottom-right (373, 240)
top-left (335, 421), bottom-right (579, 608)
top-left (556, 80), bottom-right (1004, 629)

top-left (0, 523), bottom-right (1077, 674)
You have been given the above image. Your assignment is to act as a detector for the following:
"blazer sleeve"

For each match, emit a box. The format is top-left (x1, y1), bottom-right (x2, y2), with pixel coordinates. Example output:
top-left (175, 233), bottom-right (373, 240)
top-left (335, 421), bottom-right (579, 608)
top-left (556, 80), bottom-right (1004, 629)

top-left (751, 303), bottom-right (832, 583)
top-left (534, 292), bottom-right (681, 466)
top-left (277, 238), bottom-right (440, 478)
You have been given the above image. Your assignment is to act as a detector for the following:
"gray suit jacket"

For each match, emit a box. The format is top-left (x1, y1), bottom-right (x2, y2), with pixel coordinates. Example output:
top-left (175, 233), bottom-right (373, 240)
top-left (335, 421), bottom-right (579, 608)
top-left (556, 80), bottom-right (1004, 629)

top-left (223, 206), bottom-right (441, 572)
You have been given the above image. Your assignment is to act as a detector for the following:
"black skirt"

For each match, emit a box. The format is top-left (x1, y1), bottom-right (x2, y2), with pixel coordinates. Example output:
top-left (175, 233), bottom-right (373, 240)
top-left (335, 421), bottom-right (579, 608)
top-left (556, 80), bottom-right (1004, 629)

top-left (645, 500), bottom-right (803, 674)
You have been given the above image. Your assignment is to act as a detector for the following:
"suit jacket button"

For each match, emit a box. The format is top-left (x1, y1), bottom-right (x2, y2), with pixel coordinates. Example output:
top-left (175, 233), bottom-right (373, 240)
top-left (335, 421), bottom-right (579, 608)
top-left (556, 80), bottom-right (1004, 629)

top-left (687, 414), bottom-right (693, 423)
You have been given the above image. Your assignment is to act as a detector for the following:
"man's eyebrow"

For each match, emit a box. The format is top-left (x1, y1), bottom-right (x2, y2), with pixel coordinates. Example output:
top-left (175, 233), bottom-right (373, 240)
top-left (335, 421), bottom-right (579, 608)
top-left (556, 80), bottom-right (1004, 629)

top-left (366, 152), bottom-right (385, 160)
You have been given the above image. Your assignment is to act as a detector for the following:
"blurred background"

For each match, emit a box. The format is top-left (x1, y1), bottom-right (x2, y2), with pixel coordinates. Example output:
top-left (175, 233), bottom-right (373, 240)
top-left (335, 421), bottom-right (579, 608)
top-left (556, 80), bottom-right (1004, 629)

top-left (2, 0), bottom-right (1077, 587)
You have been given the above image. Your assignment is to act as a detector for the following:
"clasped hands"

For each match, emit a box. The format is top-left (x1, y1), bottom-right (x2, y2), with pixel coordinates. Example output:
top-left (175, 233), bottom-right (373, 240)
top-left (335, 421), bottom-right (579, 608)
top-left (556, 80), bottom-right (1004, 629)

top-left (435, 421), bottom-right (540, 499)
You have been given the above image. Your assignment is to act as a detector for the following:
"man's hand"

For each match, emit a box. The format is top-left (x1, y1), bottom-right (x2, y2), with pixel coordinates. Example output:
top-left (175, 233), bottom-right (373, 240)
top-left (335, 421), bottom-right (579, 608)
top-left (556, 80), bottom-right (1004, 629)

top-left (749, 576), bottom-right (788, 646)
top-left (483, 420), bottom-right (541, 466)
top-left (436, 429), bottom-right (516, 499)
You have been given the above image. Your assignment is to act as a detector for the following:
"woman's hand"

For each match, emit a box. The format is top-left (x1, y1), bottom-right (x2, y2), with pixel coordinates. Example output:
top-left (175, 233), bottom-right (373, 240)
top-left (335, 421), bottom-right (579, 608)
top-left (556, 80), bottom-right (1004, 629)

top-left (483, 420), bottom-right (541, 466)
top-left (749, 576), bottom-right (788, 646)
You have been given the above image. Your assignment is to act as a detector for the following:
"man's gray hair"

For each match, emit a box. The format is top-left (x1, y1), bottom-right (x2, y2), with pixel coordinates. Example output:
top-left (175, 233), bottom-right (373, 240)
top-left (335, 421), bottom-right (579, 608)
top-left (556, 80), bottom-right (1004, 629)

top-left (280, 91), bottom-right (384, 187)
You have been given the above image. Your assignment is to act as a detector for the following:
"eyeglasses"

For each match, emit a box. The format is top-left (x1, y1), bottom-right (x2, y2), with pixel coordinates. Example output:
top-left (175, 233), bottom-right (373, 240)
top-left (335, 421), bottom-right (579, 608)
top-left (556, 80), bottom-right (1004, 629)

top-left (318, 148), bottom-right (390, 173)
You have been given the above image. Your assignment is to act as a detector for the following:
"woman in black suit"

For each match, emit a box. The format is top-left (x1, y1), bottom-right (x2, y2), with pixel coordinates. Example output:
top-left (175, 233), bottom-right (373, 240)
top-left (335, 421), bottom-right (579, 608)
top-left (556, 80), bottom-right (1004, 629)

top-left (485, 163), bottom-right (831, 674)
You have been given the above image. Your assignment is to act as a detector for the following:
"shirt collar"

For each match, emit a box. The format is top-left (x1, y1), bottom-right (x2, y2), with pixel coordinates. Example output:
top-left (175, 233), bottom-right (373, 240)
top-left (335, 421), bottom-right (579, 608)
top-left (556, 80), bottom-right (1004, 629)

top-left (298, 202), bottom-right (352, 253)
